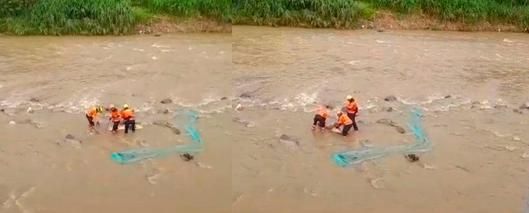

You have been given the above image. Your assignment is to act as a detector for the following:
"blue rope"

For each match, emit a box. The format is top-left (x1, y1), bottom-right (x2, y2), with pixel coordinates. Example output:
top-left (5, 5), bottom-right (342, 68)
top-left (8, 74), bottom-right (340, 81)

top-left (111, 110), bottom-right (203, 164)
top-left (332, 107), bottom-right (432, 167)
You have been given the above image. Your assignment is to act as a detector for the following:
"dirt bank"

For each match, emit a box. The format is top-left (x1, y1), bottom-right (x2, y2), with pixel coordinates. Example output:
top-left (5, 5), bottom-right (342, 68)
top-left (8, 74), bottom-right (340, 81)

top-left (136, 17), bottom-right (231, 35)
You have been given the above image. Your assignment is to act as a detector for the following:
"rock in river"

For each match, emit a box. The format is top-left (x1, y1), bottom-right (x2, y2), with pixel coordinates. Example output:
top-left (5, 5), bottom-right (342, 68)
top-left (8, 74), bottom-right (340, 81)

top-left (384, 95), bottom-right (397, 102)
top-left (160, 98), bottom-right (172, 104)
top-left (279, 134), bottom-right (300, 147)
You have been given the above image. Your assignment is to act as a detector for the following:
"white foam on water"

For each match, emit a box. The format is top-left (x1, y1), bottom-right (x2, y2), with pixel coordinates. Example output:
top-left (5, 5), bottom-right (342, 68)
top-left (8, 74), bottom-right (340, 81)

top-left (151, 44), bottom-right (169, 49)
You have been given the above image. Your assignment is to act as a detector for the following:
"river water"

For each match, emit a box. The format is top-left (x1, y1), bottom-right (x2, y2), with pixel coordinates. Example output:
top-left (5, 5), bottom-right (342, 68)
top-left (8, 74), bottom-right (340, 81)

top-left (1, 27), bottom-right (529, 213)
top-left (0, 34), bottom-right (233, 213)
top-left (232, 26), bottom-right (529, 213)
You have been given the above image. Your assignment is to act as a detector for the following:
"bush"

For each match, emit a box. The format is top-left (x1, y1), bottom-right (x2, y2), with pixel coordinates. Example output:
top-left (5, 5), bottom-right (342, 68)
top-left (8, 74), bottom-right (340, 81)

top-left (0, 0), bottom-right (38, 17)
top-left (2, 0), bottom-right (135, 35)
top-left (232, 0), bottom-right (372, 28)
top-left (147, 0), bottom-right (231, 22)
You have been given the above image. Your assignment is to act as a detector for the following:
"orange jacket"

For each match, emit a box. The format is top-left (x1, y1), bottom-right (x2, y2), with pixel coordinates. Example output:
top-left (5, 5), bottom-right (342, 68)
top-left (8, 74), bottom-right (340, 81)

top-left (121, 109), bottom-right (135, 120)
top-left (345, 101), bottom-right (358, 114)
top-left (337, 114), bottom-right (353, 126)
top-left (316, 106), bottom-right (329, 118)
top-left (86, 107), bottom-right (98, 118)
top-left (110, 111), bottom-right (121, 122)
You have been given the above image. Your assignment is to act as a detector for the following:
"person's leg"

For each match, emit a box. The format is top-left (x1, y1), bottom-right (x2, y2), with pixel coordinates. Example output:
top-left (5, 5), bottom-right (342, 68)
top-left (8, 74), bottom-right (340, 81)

top-left (131, 120), bottom-right (136, 132)
top-left (342, 124), bottom-right (352, 136)
top-left (86, 115), bottom-right (95, 127)
top-left (313, 115), bottom-right (320, 126)
top-left (318, 118), bottom-right (326, 128)
top-left (112, 121), bottom-right (119, 132)
top-left (124, 120), bottom-right (129, 134)
top-left (352, 113), bottom-right (358, 131)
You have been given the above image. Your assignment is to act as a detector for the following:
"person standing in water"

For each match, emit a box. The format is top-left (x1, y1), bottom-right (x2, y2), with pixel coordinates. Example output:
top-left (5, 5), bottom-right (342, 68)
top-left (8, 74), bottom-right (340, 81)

top-left (344, 95), bottom-right (359, 131)
top-left (334, 111), bottom-right (353, 136)
top-left (85, 106), bottom-right (103, 129)
top-left (120, 104), bottom-right (135, 134)
top-left (313, 105), bottom-right (331, 130)
top-left (109, 106), bottom-right (121, 133)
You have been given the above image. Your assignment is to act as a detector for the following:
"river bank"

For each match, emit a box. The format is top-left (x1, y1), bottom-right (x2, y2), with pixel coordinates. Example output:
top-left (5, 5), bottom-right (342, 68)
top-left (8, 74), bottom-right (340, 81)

top-left (2, 0), bottom-right (529, 35)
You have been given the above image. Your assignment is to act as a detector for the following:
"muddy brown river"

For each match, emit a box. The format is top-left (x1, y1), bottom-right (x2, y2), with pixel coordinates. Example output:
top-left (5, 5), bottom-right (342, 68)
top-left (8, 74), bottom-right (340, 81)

top-left (2, 27), bottom-right (529, 213)
top-left (232, 26), bottom-right (529, 213)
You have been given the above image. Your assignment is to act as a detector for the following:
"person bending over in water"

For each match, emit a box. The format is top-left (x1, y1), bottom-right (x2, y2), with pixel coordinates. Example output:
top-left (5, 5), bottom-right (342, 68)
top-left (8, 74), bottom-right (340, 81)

top-left (120, 104), bottom-right (135, 134)
top-left (333, 111), bottom-right (353, 136)
top-left (109, 106), bottom-right (121, 133)
top-left (344, 95), bottom-right (359, 131)
top-left (313, 105), bottom-right (331, 131)
top-left (85, 106), bottom-right (103, 129)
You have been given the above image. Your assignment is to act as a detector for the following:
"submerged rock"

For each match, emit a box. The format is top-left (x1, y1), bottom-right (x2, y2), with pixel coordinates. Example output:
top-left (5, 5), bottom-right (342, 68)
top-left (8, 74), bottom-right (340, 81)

top-left (220, 97), bottom-right (228, 101)
top-left (29, 97), bottom-right (40, 102)
top-left (405, 154), bottom-right (420, 162)
top-left (239, 93), bottom-right (252, 99)
top-left (444, 95), bottom-right (452, 99)
top-left (58, 134), bottom-right (82, 148)
top-left (519, 103), bottom-right (529, 110)
top-left (382, 107), bottom-right (394, 112)
top-left (494, 104), bottom-right (508, 109)
top-left (384, 95), bottom-right (397, 102)
top-left (279, 134), bottom-right (300, 147)
top-left (153, 121), bottom-right (180, 134)
top-left (232, 117), bottom-right (255, 128)
top-left (376, 118), bottom-right (405, 134)
top-left (360, 139), bottom-right (373, 148)
top-left (157, 109), bottom-right (170, 114)
top-left (394, 126), bottom-right (406, 134)
top-left (180, 153), bottom-right (194, 161)
top-left (376, 118), bottom-right (396, 126)
top-left (513, 109), bottom-right (524, 114)
top-left (160, 98), bottom-right (172, 104)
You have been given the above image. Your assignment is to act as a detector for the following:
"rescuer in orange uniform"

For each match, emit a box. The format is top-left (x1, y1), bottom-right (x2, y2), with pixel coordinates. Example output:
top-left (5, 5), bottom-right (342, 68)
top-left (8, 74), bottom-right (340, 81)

top-left (85, 106), bottom-right (103, 128)
top-left (120, 104), bottom-right (135, 134)
top-left (334, 111), bottom-right (353, 136)
top-left (313, 105), bottom-right (331, 130)
top-left (344, 95), bottom-right (359, 131)
top-left (109, 105), bottom-right (121, 133)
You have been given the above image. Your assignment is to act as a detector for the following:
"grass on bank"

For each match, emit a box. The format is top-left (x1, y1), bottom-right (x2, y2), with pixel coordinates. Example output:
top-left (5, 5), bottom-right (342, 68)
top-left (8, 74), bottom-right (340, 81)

top-left (2, 0), bottom-right (529, 34)
top-left (364, 0), bottom-right (529, 28)
top-left (232, 0), bottom-right (375, 28)
top-left (0, 0), bottom-right (230, 35)
top-left (232, 0), bottom-right (529, 29)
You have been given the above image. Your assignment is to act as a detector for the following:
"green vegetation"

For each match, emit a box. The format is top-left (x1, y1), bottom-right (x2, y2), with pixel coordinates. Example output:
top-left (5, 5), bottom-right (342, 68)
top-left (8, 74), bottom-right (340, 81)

top-left (232, 0), bottom-right (375, 28)
top-left (232, 0), bottom-right (529, 29)
top-left (0, 0), bottom-right (230, 35)
top-left (1, 0), bottom-right (529, 34)
top-left (365, 0), bottom-right (529, 28)
top-left (141, 0), bottom-right (231, 22)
